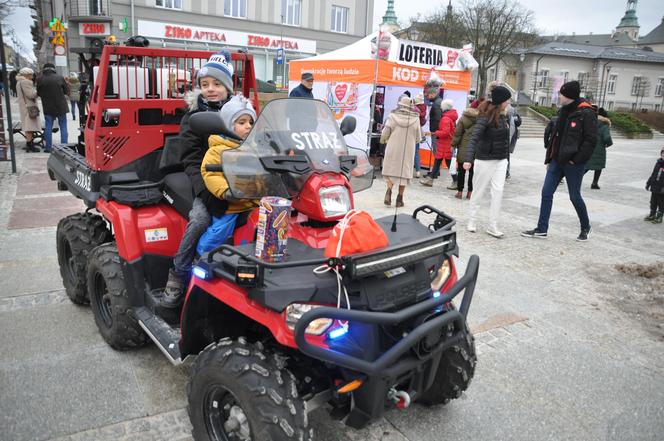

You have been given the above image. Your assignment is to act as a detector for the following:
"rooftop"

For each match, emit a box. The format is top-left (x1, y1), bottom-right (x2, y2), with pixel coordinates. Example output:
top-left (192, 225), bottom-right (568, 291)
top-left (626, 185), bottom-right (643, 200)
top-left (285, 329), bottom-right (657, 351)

top-left (525, 41), bottom-right (664, 63)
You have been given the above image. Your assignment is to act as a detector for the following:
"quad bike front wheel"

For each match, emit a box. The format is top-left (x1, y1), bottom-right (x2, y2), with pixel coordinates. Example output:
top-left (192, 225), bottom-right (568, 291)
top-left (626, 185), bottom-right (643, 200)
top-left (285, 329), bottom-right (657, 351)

top-left (87, 243), bottom-right (148, 350)
top-left (56, 212), bottom-right (112, 304)
top-left (418, 322), bottom-right (476, 406)
top-left (187, 337), bottom-right (312, 441)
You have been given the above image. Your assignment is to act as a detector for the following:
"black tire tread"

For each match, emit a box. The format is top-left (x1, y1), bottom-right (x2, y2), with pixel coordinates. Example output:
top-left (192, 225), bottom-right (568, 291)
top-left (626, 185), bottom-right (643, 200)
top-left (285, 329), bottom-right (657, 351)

top-left (187, 337), bottom-right (313, 441)
top-left (57, 212), bottom-right (112, 304)
top-left (418, 324), bottom-right (476, 406)
top-left (87, 243), bottom-right (148, 350)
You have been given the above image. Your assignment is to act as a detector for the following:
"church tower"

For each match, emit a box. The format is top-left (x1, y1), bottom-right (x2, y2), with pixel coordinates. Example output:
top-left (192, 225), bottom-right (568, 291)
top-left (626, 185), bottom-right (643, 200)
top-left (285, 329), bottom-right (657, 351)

top-left (380, 0), bottom-right (400, 33)
top-left (615, 0), bottom-right (640, 41)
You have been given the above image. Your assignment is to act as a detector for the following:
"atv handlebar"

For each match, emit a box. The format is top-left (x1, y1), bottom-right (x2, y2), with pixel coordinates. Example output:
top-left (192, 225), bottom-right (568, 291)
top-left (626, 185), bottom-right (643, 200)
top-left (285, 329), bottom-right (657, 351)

top-left (293, 254), bottom-right (480, 375)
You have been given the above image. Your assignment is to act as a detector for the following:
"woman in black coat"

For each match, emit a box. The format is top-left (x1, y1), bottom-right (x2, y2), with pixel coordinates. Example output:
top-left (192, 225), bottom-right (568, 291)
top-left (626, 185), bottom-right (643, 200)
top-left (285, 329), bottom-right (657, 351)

top-left (644, 147), bottom-right (664, 223)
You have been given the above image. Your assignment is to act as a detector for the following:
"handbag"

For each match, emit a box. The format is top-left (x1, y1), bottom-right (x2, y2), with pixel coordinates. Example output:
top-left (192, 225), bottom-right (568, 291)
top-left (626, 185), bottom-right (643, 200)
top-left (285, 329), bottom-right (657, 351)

top-left (27, 105), bottom-right (40, 118)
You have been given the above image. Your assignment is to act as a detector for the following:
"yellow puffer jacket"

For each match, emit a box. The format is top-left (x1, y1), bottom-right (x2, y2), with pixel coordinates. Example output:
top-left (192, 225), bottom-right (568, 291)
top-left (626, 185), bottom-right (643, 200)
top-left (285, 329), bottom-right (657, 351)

top-left (201, 135), bottom-right (260, 214)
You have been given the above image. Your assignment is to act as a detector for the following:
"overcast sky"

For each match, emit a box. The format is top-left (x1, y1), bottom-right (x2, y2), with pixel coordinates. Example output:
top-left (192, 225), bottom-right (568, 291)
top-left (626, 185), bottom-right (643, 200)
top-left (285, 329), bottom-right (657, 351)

top-left (373, 0), bottom-right (663, 36)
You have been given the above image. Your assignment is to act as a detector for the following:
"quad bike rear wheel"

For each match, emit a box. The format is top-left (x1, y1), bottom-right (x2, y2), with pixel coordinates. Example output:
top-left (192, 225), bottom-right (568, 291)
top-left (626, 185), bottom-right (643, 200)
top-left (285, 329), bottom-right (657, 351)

top-left (87, 243), bottom-right (148, 350)
top-left (56, 212), bottom-right (112, 304)
top-left (187, 337), bottom-right (312, 441)
top-left (418, 322), bottom-right (476, 406)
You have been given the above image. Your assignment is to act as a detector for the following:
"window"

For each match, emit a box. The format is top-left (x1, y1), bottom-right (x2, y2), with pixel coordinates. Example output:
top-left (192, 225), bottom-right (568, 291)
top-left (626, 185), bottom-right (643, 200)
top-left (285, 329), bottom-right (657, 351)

top-left (631, 76), bottom-right (642, 96)
top-left (655, 78), bottom-right (664, 97)
top-left (281, 0), bottom-right (301, 26)
top-left (224, 0), bottom-right (246, 18)
top-left (561, 71), bottom-right (569, 83)
top-left (537, 69), bottom-right (549, 88)
top-left (156, 0), bottom-right (182, 9)
top-left (331, 5), bottom-right (348, 33)
top-left (607, 101), bottom-right (614, 110)
top-left (607, 74), bottom-right (617, 94)
top-left (578, 72), bottom-right (589, 88)
top-left (656, 104), bottom-right (661, 112)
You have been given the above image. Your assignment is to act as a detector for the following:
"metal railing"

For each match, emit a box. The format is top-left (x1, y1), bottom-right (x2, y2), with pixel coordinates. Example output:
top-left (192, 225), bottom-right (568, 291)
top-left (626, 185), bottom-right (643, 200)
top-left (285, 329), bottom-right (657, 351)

top-left (67, 0), bottom-right (112, 18)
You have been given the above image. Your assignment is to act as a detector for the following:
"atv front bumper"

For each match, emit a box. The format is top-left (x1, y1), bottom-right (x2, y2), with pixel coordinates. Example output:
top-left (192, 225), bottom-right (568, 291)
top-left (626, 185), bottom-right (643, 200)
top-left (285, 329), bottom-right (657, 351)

top-left (294, 254), bottom-right (479, 427)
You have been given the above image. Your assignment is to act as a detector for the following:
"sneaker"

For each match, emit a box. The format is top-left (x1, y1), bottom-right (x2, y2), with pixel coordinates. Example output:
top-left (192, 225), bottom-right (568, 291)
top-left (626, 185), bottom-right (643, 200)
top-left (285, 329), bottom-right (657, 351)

top-left (163, 269), bottom-right (184, 306)
top-left (576, 228), bottom-right (592, 242)
top-left (447, 183), bottom-right (458, 190)
top-left (486, 227), bottom-right (504, 238)
top-left (415, 171), bottom-right (421, 178)
top-left (653, 213), bottom-right (663, 224)
top-left (521, 228), bottom-right (547, 239)
top-left (420, 177), bottom-right (433, 187)
top-left (467, 222), bottom-right (477, 233)
top-left (644, 213), bottom-right (656, 221)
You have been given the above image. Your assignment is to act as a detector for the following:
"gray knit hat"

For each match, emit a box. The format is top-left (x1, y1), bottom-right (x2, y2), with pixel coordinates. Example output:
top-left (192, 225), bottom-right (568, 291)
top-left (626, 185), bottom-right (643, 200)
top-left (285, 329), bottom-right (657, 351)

top-left (219, 95), bottom-right (257, 131)
top-left (197, 50), bottom-right (234, 93)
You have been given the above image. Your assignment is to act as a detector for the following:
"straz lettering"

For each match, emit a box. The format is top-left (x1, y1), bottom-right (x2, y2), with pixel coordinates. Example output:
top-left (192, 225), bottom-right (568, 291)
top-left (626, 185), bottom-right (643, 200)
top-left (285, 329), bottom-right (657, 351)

top-left (291, 132), bottom-right (341, 151)
top-left (74, 170), bottom-right (91, 192)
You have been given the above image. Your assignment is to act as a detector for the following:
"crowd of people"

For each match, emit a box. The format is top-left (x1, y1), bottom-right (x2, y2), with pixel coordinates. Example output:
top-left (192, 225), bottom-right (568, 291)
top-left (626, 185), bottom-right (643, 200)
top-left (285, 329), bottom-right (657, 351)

top-left (377, 78), bottom-right (663, 241)
top-left (10, 66), bottom-right (82, 153)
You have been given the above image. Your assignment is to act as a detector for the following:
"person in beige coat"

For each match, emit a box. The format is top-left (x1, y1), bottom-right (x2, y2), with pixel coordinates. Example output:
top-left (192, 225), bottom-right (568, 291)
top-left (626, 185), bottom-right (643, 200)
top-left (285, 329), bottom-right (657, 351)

top-left (16, 68), bottom-right (41, 152)
top-left (380, 96), bottom-right (422, 207)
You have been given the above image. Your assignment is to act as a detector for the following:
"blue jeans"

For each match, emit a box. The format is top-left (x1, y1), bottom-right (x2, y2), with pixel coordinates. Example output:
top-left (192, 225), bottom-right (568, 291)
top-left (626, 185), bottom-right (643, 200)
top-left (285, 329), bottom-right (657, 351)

top-left (414, 143), bottom-right (421, 172)
top-left (44, 114), bottom-right (68, 151)
top-left (537, 160), bottom-right (590, 233)
top-left (70, 101), bottom-right (77, 119)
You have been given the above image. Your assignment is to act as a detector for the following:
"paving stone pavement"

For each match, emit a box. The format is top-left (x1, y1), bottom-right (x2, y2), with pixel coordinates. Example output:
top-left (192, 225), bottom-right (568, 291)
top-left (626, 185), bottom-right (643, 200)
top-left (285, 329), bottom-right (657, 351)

top-left (1, 106), bottom-right (663, 441)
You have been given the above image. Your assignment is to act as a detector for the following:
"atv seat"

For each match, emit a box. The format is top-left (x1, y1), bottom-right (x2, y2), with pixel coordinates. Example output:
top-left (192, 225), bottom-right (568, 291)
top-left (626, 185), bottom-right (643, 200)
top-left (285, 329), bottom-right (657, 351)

top-left (163, 172), bottom-right (194, 219)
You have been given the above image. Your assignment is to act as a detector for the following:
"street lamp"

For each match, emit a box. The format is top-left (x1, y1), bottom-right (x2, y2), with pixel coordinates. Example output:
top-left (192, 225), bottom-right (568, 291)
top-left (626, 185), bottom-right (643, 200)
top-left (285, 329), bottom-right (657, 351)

top-left (408, 27), bottom-right (420, 41)
top-left (517, 52), bottom-right (526, 108)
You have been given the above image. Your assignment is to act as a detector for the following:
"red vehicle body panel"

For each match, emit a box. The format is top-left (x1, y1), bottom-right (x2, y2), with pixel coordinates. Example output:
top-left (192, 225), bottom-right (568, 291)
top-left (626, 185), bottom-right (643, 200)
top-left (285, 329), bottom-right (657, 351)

top-left (96, 199), bottom-right (188, 261)
top-left (86, 45), bottom-right (259, 172)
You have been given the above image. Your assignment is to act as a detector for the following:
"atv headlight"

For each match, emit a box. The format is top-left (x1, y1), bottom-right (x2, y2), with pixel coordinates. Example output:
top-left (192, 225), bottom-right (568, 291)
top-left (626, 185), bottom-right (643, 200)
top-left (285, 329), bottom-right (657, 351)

top-left (319, 185), bottom-right (351, 218)
top-left (285, 304), bottom-right (333, 336)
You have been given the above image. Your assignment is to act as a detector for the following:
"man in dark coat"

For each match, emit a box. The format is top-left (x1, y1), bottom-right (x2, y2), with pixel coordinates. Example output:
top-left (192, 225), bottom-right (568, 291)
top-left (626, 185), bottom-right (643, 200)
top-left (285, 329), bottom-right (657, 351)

top-left (522, 81), bottom-right (598, 241)
top-left (289, 72), bottom-right (314, 98)
top-left (37, 63), bottom-right (70, 152)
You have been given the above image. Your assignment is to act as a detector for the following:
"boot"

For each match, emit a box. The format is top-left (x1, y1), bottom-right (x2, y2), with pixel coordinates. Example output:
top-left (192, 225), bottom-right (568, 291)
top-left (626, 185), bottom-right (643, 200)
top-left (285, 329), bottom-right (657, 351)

top-left (466, 191), bottom-right (472, 200)
top-left (644, 212), bottom-right (656, 221)
top-left (25, 140), bottom-right (39, 153)
top-left (163, 269), bottom-right (184, 306)
top-left (396, 186), bottom-right (405, 207)
top-left (384, 187), bottom-right (392, 206)
top-left (591, 182), bottom-right (600, 190)
top-left (420, 177), bottom-right (433, 187)
top-left (455, 191), bottom-right (463, 199)
top-left (653, 212), bottom-right (663, 224)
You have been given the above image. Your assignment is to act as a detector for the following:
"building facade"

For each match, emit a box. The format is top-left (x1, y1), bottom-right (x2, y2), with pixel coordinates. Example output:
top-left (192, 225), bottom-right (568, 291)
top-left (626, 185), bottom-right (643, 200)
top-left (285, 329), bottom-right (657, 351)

top-left (57, 0), bottom-right (373, 85)
top-left (500, 42), bottom-right (664, 112)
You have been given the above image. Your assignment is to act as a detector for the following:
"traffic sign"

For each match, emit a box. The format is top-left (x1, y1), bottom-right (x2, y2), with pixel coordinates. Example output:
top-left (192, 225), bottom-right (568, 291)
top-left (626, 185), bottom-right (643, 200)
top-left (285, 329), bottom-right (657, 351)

top-left (51, 33), bottom-right (65, 46)
top-left (53, 45), bottom-right (66, 56)
top-left (119, 18), bottom-right (128, 33)
top-left (276, 47), bottom-right (284, 65)
top-left (50, 18), bottom-right (65, 32)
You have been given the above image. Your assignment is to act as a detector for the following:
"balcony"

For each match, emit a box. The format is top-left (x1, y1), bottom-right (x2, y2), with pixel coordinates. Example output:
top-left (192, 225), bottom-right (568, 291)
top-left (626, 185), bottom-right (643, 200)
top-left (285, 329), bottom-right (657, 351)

top-left (67, 0), bottom-right (112, 21)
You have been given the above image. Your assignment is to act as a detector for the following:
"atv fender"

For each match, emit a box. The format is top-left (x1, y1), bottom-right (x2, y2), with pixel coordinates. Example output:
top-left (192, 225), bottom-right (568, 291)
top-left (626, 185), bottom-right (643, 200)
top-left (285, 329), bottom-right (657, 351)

top-left (96, 199), bottom-right (188, 261)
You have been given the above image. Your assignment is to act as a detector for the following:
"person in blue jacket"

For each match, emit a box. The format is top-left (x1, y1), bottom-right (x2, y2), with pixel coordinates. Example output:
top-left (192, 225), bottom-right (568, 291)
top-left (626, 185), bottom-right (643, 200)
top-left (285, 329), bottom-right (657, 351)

top-left (289, 72), bottom-right (314, 98)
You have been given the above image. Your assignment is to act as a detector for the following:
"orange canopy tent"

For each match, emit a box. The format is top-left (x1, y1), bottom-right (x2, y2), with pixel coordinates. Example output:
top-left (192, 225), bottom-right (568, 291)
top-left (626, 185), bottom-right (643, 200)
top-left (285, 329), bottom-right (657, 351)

top-left (288, 30), bottom-right (477, 167)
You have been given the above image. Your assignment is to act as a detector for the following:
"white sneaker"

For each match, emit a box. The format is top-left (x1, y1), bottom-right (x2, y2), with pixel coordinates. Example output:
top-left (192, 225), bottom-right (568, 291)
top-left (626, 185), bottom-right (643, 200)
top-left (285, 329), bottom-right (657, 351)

top-left (467, 222), bottom-right (477, 233)
top-left (486, 227), bottom-right (504, 238)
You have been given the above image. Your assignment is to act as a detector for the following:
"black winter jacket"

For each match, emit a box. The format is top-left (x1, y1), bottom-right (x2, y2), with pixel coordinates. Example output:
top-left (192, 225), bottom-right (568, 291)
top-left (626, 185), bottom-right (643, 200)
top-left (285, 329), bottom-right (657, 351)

top-left (545, 100), bottom-right (597, 165)
top-left (646, 158), bottom-right (664, 194)
top-left (428, 96), bottom-right (443, 132)
top-left (289, 83), bottom-right (314, 98)
top-left (179, 93), bottom-right (231, 217)
top-left (36, 68), bottom-right (70, 116)
top-left (463, 114), bottom-right (510, 162)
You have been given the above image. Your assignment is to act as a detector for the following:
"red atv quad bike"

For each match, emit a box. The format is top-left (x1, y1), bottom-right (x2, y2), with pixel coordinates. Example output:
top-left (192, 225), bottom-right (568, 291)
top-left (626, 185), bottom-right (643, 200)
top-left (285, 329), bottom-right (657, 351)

top-left (49, 44), bottom-right (479, 441)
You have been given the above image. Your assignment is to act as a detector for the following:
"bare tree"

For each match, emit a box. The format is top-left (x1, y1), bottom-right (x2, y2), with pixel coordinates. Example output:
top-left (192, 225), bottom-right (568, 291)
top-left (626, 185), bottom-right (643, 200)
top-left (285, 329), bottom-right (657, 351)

top-left (419, 0), bottom-right (537, 97)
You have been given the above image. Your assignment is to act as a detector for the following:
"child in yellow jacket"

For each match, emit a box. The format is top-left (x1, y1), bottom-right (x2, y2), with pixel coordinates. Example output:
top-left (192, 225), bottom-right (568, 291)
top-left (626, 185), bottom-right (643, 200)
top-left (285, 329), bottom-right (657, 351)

top-left (197, 95), bottom-right (259, 254)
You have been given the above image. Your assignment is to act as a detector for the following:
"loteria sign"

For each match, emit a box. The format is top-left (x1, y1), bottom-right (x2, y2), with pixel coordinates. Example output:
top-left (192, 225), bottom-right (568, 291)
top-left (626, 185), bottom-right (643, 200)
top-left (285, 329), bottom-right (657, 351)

top-left (137, 19), bottom-right (316, 54)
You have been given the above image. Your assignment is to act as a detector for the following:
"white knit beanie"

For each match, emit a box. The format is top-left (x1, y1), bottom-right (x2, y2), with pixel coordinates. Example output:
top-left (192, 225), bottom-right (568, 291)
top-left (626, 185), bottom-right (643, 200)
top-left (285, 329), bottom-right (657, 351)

top-left (219, 95), bottom-right (256, 131)
top-left (440, 99), bottom-right (454, 111)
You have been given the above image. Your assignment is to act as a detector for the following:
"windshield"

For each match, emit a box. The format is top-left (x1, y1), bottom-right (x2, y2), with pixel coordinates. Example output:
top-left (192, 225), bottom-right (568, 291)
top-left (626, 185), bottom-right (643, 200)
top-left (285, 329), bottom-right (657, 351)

top-left (222, 98), bottom-right (373, 199)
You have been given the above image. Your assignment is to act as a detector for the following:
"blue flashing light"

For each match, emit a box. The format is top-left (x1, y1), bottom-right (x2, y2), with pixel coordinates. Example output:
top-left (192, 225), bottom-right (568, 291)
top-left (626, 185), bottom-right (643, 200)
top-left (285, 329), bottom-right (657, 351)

top-left (433, 290), bottom-right (441, 298)
top-left (192, 266), bottom-right (209, 280)
top-left (328, 326), bottom-right (348, 340)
